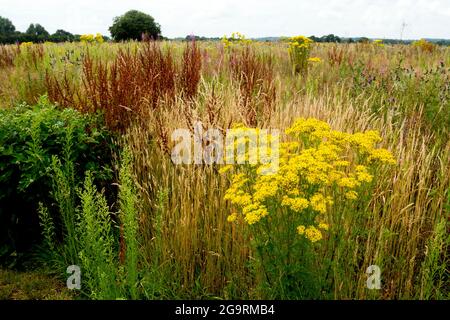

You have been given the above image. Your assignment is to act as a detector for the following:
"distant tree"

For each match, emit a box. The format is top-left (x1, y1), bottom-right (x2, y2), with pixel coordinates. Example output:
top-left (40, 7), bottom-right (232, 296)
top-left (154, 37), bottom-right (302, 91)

top-left (358, 37), bottom-right (370, 44)
top-left (51, 29), bottom-right (75, 42)
top-left (321, 34), bottom-right (341, 43)
top-left (109, 10), bottom-right (161, 41)
top-left (0, 16), bottom-right (15, 35)
top-left (26, 24), bottom-right (50, 37)
top-left (185, 35), bottom-right (209, 41)
top-left (436, 39), bottom-right (450, 46)
top-left (309, 35), bottom-right (341, 43)
top-left (186, 35), bottom-right (197, 41)
top-left (26, 23), bottom-right (50, 42)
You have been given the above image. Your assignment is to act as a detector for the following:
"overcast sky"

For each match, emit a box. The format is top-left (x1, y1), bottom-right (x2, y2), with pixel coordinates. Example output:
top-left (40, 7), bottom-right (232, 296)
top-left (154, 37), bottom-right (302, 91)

top-left (1, 0), bottom-right (449, 39)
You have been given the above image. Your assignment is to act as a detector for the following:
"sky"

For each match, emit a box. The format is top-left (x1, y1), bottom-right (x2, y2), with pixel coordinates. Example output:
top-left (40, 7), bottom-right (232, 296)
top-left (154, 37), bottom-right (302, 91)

top-left (0, 0), bottom-right (449, 39)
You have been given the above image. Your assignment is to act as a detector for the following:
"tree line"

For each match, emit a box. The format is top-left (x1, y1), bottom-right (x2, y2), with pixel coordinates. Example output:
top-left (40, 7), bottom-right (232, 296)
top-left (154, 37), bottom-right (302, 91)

top-left (0, 10), bottom-right (162, 44)
top-left (192, 33), bottom-right (450, 46)
top-left (0, 16), bottom-right (88, 43)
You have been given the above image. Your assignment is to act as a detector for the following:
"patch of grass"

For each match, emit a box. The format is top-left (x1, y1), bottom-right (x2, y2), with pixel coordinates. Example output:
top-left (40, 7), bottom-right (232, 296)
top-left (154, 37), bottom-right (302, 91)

top-left (0, 269), bottom-right (73, 300)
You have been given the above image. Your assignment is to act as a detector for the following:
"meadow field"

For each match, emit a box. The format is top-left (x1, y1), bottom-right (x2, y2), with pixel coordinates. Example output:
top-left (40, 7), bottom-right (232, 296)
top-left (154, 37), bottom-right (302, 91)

top-left (0, 38), bottom-right (448, 300)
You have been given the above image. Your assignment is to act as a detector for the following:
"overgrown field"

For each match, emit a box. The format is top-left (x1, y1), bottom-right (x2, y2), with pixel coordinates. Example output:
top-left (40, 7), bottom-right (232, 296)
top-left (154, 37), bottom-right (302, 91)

top-left (0, 39), bottom-right (448, 300)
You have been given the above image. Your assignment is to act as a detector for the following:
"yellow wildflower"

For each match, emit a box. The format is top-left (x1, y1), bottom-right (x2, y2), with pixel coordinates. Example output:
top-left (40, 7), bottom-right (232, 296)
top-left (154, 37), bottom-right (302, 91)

top-left (219, 165), bottom-right (233, 174)
top-left (310, 193), bottom-right (329, 214)
top-left (282, 196), bottom-right (309, 212)
top-left (243, 204), bottom-right (268, 225)
top-left (297, 225), bottom-right (306, 235)
top-left (287, 36), bottom-right (313, 73)
top-left (224, 191), bottom-right (252, 207)
top-left (318, 223), bottom-right (329, 231)
top-left (285, 118), bottom-right (331, 137)
top-left (368, 148), bottom-right (396, 165)
top-left (222, 32), bottom-right (252, 48)
top-left (308, 57), bottom-right (322, 63)
top-left (20, 42), bottom-right (33, 47)
top-left (305, 226), bottom-right (323, 242)
top-left (95, 33), bottom-right (104, 43)
top-left (373, 39), bottom-right (384, 47)
top-left (337, 177), bottom-right (360, 188)
top-left (80, 33), bottom-right (104, 44)
top-left (227, 213), bottom-right (238, 223)
top-left (345, 191), bottom-right (358, 200)
top-left (350, 131), bottom-right (382, 151)
top-left (412, 39), bottom-right (435, 53)
top-left (222, 118), bottom-right (396, 236)
top-left (355, 165), bottom-right (373, 183)
top-left (253, 180), bottom-right (278, 202)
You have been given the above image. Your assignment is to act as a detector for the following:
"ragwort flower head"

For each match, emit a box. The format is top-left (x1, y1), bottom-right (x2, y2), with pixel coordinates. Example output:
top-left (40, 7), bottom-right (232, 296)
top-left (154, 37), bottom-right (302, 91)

top-left (222, 118), bottom-right (396, 243)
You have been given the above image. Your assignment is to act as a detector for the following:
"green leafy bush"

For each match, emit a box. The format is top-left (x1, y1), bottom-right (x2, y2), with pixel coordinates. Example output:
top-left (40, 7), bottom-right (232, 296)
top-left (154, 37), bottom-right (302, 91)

top-left (0, 96), bottom-right (113, 265)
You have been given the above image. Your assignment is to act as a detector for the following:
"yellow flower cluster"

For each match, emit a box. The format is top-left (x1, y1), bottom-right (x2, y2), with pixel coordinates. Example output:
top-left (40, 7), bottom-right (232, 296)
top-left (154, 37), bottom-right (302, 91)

top-left (297, 225), bottom-right (323, 242)
top-left (318, 223), bottom-right (329, 231)
top-left (305, 226), bottom-right (323, 242)
top-left (412, 39), bottom-right (435, 53)
top-left (285, 117), bottom-right (330, 137)
top-left (227, 212), bottom-right (238, 223)
top-left (373, 39), bottom-right (385, 47)
top-left (288, 36), bottom-right (313, 49)
top-left (223, 125), bottom-right (278, 166)
top-left (224, 173), bottom-right (252, 206)
top-left (310, 193), bottom-right (333, 214)
top-left (80, 33), bottom-right (105, 44)
top-left (287, 36), bottom-right (313, 73)
top-left (243, 203), bottom-right (269, 225)
top-left (222, 117), bottom-right (396, 243)
top-left (20, 42), bottom-right (33, 47)
top-left (308, 57), bottom-right (322, 63)
top-left (282, 196), bottom-right (309, 212)
top-left (222, 32), bottom-right (252, 48)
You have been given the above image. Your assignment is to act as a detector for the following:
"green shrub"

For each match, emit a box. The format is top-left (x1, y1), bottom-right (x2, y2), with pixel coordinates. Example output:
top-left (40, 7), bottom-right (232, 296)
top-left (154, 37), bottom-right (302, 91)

top-left (0, 96), bottom-right (113, 265)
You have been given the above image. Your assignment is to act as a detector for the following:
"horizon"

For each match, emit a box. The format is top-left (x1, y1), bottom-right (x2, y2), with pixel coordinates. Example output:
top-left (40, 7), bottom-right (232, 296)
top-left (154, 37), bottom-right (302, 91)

top-left (173, 35), bottom-right (450, 41)
top-left (1, 0), bottom-right (449, 40)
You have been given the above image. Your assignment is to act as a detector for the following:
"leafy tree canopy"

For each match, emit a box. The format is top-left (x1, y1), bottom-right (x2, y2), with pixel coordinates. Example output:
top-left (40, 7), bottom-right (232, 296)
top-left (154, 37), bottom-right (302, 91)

top-left (310, 34), bottom-right (341, 43)
top-left (0, 16), bottom-right (15, 35)
top-left (109, 10), bottom-right (161, 41)
top-left (26, 23), bottom-right (50, 37)
top-left (51, 29), bottom-right (75, 42)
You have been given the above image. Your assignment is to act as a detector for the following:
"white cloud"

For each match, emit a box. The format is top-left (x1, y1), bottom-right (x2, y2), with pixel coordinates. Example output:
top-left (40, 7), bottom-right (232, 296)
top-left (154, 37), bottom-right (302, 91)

top-left (0, 0), bottom-right (448, 39)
